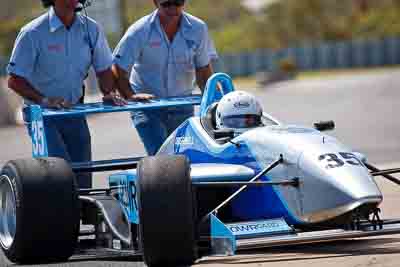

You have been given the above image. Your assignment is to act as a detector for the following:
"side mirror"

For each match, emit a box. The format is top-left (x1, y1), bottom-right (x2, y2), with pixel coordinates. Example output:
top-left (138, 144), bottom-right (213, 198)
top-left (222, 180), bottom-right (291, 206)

top-left (314, 120), bottom-right (335, 131)
top-left (214, 128), bottom-right (235, 139)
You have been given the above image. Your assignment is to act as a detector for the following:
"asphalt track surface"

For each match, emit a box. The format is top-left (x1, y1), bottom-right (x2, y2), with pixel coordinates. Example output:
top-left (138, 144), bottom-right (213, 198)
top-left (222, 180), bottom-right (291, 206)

top-left (0, 69), bottom-right (399, 266)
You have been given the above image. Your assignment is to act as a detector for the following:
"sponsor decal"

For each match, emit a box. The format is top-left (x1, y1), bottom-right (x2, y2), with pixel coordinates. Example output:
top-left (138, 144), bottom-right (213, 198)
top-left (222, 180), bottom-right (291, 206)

top-left (117, 177), bottom-right (137, 211)
top-left (230, 222), bottom-right (281, 233)
top-left (175, 136), bottom-right (194, 146)
top-left (32, 120), bottom-right (45, 156)
top-left (228, 219), bottom-right (292, 236)
top-left (234, 101), bottom-right (250, 109)
top-left (118, 179), bottom-right (129, 207)
top-left (269, 126), bottom-right (315, 134)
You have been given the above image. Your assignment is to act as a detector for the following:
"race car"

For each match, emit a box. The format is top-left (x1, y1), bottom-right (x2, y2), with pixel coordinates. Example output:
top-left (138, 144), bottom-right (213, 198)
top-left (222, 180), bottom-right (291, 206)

top-left (1, 73), bottom-right (400, 266)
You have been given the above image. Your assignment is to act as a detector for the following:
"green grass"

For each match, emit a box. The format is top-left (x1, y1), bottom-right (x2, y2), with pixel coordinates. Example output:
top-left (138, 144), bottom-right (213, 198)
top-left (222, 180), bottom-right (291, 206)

top-left (232, 76), bottom-right (259, 90)
top-left (232, 65), bottom-right (400, 90)
top-left (297, 65), bottom-right (400, 80)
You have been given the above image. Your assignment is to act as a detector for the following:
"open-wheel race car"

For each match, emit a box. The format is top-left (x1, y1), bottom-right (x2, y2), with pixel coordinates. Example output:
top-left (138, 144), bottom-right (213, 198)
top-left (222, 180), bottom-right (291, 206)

top-left (1, 73), bottom-right (400, 266)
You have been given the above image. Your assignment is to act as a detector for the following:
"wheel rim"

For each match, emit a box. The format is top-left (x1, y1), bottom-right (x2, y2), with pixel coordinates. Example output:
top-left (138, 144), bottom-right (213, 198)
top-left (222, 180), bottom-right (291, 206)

top-left (0, 175), bottom-right (17, 249)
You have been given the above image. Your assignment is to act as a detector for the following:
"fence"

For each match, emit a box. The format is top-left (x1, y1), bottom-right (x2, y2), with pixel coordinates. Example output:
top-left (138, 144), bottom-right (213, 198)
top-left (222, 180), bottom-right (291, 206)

top-left (213, 37), bottom-right (400, 77)
top-left (1, 37), bottom-right (400, 78)
top-left (0, 57), bottom-right (6, 76)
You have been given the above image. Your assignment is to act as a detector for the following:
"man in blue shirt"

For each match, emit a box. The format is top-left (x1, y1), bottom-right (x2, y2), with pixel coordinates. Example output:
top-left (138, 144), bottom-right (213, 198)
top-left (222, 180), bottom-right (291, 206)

top-left (112, 0), bottom-right (218, 155)
top-left (7, 0), bottom-right (125, 188)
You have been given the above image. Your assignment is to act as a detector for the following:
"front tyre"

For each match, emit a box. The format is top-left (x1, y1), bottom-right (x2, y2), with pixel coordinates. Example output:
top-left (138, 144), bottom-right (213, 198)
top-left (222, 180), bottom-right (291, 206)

top-left (137, 155), bottom-right (197, 267)
top-left (0, 157), bottom-right (80, 264)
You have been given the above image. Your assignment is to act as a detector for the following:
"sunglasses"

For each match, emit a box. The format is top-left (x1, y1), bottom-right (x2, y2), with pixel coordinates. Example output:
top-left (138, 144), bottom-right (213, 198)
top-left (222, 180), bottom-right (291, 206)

top-left (160, 0), bottom-right (185, 8)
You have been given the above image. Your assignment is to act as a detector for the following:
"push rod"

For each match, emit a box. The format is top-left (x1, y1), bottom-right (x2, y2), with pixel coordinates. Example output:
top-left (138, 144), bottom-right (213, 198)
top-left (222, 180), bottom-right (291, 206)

top-left (200, 155), bottom-right (283, 223)
top-left (366, 163), bottom-right (400, 186)
top-left (192, 178), bottom-right (299, 188)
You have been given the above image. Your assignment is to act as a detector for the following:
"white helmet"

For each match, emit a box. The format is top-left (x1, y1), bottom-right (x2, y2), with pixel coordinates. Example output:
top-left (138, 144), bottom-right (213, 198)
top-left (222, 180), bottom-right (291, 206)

top-left (215, 91), bottom-right (263, 134)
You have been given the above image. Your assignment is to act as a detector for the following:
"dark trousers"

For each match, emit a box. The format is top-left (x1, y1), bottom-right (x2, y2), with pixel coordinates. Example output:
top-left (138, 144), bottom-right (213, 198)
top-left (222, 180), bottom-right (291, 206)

top-left (132, 107), bottom-right (194, 155)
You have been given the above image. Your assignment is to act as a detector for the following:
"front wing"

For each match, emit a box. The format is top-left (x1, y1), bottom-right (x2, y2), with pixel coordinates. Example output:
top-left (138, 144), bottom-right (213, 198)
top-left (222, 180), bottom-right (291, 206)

top-left (208, 215), bottom-right (400, 256)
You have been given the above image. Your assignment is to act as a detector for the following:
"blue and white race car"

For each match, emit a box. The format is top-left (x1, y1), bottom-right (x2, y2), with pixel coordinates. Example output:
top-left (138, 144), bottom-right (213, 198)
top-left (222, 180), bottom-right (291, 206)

top-left (1, 73), bottom-right (400, 266)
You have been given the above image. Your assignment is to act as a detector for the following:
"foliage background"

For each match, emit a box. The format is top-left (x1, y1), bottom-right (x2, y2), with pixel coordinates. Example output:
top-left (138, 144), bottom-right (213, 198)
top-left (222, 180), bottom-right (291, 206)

top-left (1, 0), bottom-right (400, 57)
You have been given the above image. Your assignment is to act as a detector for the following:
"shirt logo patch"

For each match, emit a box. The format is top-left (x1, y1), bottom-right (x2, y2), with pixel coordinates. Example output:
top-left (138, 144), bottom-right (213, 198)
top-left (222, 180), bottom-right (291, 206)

top-left (48, 44), bottom-right (63, 52)
top-left (149, 40), bottom-right (161, 48)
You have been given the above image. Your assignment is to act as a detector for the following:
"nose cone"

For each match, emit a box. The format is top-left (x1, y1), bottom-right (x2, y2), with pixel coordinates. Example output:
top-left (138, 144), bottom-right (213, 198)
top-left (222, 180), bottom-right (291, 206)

top-left (298, 149), bottom-right (382, 223)
top-left (240, 125), bottom-right (382, 224)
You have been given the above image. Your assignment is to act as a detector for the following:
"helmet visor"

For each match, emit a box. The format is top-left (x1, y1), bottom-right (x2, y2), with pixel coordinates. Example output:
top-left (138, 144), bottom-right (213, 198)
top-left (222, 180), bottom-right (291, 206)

top-left (221, 114), bottom-right (261, 129)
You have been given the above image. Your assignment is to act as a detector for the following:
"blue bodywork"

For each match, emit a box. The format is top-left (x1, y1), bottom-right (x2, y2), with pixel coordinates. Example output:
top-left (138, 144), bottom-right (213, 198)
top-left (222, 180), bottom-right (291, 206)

top-left (159, 73), bottom-right (300, 225)
top-left (160, 118), bottom-right (301, 225)
top-left (23, 73), bottom-right (297, 244)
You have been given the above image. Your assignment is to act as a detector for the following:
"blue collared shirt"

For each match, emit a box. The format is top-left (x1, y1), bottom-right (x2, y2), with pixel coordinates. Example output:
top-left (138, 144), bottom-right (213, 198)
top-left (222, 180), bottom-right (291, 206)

top-left (7, 7), bottom-right (113, 105)
top-left (113, 10), bottom-right (218, 98)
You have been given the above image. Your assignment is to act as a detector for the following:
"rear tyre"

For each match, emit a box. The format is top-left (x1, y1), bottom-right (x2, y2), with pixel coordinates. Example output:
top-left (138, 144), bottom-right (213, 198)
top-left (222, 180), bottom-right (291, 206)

top-left (137, 155), bottom-right (197, 267)
top-left (0, 157), bottom-right (80, 264)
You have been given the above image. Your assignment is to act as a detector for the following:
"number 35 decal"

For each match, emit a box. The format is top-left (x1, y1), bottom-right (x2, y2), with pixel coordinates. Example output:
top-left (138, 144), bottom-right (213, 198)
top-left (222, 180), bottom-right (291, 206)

top-left (319, 152), bottom-right (363, 169)
top-left (32, 120), bottom-right (45, 156)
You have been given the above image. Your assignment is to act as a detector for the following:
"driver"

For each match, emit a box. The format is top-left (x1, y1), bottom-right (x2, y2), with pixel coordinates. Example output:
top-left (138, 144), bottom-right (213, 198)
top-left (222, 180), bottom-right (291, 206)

top-left (215, 91), bottom-right (263, 136)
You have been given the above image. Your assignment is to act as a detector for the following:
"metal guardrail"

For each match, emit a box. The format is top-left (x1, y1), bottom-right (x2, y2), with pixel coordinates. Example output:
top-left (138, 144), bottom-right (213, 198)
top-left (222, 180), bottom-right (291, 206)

top-left (214, 37), bottom-right (400, 77)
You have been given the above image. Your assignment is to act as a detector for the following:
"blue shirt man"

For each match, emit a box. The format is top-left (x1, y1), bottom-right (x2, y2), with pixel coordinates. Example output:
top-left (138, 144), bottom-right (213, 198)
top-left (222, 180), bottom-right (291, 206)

top-left (7, 0), bottom-right (125, 188)
top-left (113, 0), bottom-right (218, 155)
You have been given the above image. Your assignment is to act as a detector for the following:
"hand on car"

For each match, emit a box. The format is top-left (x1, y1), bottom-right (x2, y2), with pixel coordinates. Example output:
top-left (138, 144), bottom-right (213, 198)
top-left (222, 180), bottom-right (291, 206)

top-left (102, 91), bottom-right (127, 106)
top-left (128, 93), bottom-right (155, 102)
top-left (41, 97), bottom-right (71, 109)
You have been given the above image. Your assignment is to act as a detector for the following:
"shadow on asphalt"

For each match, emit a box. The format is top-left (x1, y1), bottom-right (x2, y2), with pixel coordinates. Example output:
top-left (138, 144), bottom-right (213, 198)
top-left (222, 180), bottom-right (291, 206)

top-left (199, 237), bottom-right (400, 265)
top-left (2, 253), bottom-right (143, 267)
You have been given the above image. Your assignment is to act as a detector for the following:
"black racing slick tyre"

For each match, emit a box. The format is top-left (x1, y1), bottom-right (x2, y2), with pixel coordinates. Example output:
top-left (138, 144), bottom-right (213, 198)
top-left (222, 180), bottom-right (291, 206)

top-left (137, 155), bottom-right (197, 267)
top-left (0, 157), bottom-right (80, 264)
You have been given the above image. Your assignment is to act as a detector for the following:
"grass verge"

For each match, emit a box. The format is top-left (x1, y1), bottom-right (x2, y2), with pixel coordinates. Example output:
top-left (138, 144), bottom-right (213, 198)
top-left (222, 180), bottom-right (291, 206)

top-left (233, 65), bottom-right (400, 90)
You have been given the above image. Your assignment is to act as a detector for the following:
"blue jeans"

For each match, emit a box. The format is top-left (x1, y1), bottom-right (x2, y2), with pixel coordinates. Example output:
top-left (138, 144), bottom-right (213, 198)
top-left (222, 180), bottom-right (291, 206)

top-left (28, 116), bottom-right (92, 189)
top-left (132, 107), bottom-right (194, 155)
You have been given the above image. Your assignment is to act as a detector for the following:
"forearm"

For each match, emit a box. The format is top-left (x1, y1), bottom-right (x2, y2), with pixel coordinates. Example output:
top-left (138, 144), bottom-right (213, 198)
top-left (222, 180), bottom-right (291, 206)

top-left (111, 64), bottom-right (134, 99)
top-left (196, 64), bottom-right (214, 94)
top-left (7, 74), bottom-right (44, 104)
top-left (96, 68), bottom-right (116, 96)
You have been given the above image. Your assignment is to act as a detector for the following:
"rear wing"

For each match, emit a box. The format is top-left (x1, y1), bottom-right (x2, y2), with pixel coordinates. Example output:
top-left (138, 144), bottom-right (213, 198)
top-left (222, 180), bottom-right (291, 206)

top-left (23, 95), bottom-right (201, 160)
top-left (22, 72), bottom-right (235, 173)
